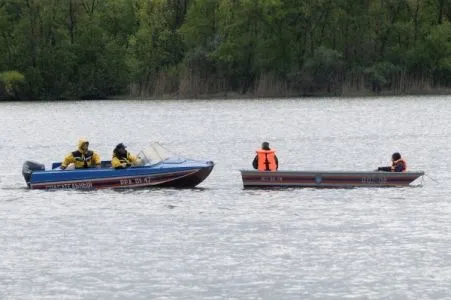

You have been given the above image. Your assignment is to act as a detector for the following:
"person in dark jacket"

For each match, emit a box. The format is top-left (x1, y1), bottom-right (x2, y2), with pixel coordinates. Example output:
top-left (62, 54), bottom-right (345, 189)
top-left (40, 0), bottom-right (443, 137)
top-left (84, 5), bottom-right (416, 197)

top-left (377, 152), bottom-right (407, 172)
top-left (252, 142), bottom-right (279, 171)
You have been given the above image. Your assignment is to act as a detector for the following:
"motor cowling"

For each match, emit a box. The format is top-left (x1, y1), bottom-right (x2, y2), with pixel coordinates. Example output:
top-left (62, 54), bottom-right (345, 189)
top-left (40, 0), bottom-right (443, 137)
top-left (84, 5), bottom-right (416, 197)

top-left (22, 161), bottom-right (45, 186)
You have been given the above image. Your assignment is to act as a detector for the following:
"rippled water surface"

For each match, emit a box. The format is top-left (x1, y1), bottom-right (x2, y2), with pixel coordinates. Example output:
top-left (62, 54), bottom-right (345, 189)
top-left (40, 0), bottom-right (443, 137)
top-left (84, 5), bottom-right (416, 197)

top-left (1, 96), bottom-right (450, 299)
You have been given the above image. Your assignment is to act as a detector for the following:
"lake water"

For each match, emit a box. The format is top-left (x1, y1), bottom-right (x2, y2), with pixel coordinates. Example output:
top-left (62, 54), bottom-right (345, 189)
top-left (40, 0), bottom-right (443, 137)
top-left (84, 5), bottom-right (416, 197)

top-left (0, 96), bottom-right (450, 299)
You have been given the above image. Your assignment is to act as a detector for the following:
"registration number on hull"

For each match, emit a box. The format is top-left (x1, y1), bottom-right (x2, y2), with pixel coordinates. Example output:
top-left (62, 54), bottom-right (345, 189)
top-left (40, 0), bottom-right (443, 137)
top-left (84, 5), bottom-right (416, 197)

top-left (120, 177), bottom-right (156, 186)
top-left (261, 176), bottom-right (283, 182)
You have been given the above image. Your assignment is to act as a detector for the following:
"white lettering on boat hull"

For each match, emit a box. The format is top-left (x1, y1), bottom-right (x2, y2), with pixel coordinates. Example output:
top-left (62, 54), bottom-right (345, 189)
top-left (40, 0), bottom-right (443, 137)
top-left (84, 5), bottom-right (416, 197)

top-left (361, 177), bottom-right (387, 184)
top-left (45, 182), bottom-right (93, 189)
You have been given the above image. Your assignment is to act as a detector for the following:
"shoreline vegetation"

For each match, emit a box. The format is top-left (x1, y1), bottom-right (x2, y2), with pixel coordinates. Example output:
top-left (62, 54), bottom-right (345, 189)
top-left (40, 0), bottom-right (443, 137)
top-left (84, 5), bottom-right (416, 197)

top-left (120, 74), bottom-right (451, 100)
top-left (0, 0), bottom-right (450, 101)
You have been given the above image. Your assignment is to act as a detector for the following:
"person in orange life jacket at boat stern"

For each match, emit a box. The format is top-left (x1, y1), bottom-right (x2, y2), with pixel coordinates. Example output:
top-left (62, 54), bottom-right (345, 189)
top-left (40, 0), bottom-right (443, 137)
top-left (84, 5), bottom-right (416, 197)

top-left (377, 152), bottom-right (407, 172)
top-left (60, 139), bottom-right (101, 170)
top-left (252, 141), bottom-right (279, 171)
top-left (111, 143), bottom-right (140, 169)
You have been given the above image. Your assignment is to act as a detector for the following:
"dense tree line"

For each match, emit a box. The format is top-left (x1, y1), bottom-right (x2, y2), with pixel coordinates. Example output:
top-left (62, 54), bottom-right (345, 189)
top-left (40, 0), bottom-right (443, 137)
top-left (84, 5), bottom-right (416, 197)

top-left (0, 0), bottom-right (450, 100)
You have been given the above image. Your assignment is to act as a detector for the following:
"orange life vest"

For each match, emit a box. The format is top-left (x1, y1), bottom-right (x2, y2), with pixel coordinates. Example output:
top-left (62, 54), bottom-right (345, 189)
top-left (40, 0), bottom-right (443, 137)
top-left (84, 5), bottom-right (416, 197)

top-left (256, 149), bottom-right (277, 171)
top-left (391, 159), bottom-right (407, 172)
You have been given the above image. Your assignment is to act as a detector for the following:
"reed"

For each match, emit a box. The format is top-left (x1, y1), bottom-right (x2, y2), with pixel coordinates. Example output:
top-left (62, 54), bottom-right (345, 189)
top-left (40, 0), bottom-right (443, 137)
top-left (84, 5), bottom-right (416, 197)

top-left (253, 74), bottom-right (294, 98)
top-left (129, 70), bottom-right (450, 99)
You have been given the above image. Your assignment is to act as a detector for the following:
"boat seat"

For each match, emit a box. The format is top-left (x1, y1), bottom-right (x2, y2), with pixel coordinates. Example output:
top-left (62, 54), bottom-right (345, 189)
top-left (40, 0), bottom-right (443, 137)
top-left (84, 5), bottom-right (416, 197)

top-left (52, 160), bottom-right (112, 169)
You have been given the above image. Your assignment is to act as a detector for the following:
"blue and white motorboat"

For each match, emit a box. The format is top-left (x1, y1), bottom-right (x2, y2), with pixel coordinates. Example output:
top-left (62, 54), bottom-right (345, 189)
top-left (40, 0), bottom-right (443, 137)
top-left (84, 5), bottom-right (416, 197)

top-left (22, 142), bottom-right (214, 190)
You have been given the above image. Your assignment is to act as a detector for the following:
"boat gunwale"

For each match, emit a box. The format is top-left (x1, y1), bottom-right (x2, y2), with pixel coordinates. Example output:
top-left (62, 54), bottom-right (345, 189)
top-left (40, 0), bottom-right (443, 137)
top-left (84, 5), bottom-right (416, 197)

top-left (240, 170), bottom-right (425, 176)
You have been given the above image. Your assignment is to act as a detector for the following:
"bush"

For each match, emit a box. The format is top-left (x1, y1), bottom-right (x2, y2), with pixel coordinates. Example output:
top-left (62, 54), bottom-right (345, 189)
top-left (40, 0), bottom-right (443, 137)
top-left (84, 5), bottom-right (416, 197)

top-left (364, 62), bottom-right (401, 93)
top-left (0, 70), bottom-right (25, 100)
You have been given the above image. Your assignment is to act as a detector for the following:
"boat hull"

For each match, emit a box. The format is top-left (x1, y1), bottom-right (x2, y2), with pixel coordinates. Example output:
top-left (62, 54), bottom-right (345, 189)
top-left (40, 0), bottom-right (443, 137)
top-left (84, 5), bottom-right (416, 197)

top-left (240, 170), bottom-right (424, 188)
top-left (27, 161), bottom-right (214, 190)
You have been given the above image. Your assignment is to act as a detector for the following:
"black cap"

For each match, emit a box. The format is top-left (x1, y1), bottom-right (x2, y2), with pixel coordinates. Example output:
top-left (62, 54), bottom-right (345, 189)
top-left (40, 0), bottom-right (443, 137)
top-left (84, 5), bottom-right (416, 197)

top-left (115, 143), bottom-right (127, 149)
top-left (262, 141), bottom-right (270, 150)
top-left (392, 152), bottom-right (401, 160)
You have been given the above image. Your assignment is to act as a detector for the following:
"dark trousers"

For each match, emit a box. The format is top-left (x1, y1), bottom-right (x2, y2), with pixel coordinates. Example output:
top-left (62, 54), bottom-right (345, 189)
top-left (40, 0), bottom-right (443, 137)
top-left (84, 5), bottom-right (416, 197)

top-left (377, 167), bottom-right (392, 172)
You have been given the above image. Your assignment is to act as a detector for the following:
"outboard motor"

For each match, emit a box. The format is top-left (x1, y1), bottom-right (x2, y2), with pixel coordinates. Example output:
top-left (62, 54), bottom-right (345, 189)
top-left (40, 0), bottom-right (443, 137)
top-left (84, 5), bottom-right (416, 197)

top-left (22, 161), bottom-right (45, 187)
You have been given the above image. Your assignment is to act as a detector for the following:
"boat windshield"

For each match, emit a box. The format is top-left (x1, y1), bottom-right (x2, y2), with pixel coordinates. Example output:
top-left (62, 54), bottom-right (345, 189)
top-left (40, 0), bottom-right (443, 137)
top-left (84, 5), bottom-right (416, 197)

top-left (137, 142), bottom-right (180, 166)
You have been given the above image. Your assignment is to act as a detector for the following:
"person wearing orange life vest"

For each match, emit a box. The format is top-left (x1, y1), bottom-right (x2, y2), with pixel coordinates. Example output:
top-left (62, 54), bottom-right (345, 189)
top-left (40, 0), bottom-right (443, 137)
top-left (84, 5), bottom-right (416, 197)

top-left (377, 152), bottom-right (407, 172)
top-left (252, 142), bottom-right (279, 171)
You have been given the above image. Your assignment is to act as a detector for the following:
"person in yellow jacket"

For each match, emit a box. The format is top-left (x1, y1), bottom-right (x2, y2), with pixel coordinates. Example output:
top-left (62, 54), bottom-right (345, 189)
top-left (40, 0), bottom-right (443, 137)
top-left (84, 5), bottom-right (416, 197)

top-left (252, 141), bottom-right (279, 171)
top-left (111, 143), bottom-right (141, 169)
top-left (61, 139), bottom-right (101, 169)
